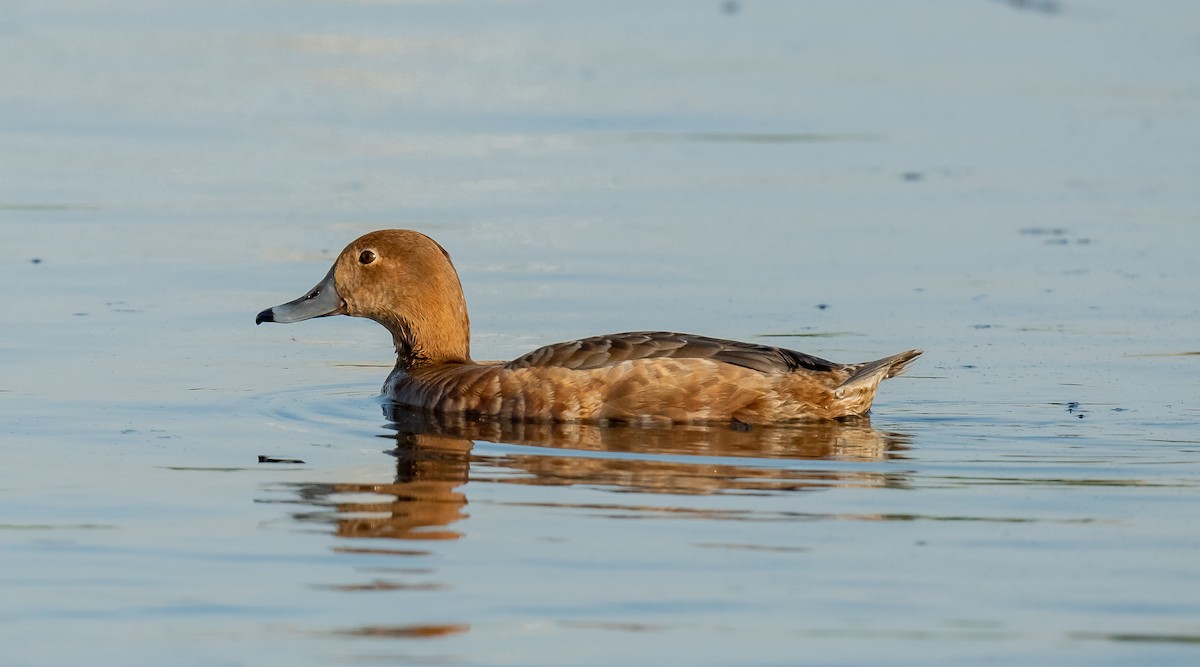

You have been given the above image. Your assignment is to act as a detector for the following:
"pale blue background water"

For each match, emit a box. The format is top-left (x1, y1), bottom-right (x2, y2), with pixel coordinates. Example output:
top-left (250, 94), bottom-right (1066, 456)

top-left (2, 1), bottom-right (1199, 665)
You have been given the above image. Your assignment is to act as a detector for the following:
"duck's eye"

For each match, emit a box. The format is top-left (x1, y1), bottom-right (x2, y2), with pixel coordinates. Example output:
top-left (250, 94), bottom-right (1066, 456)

top-left (359, 250), bottom-right (377, 265)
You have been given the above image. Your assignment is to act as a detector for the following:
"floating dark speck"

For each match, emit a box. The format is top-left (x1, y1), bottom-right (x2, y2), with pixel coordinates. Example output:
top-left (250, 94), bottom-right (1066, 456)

top-left (259, 455), bottom-right (305, 464)
top-left (815, 303), bottom-right (829, 310)
top-left (901, 172), bottom-right (923, 182)
top-left (30, 258), bottom-right (42, 264)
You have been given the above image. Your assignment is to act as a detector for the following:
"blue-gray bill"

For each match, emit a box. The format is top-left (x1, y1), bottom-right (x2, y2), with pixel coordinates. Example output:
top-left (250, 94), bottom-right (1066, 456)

top-left (255, 267), bottom-right (346, 324)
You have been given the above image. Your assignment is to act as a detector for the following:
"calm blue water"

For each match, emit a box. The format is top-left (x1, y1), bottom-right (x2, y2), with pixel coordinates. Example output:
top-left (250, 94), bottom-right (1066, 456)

top-left (3, 1), bottom-right (1199, 665)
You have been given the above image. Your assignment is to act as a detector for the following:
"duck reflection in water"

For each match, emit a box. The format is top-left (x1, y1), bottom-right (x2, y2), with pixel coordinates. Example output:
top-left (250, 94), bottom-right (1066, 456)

top-left (282, 406), bottom-right (914, 543)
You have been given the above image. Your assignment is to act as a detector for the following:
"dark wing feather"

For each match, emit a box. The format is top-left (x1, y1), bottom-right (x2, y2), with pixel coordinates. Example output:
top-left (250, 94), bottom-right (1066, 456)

top-left (505, 331), bottom-right (840, 374)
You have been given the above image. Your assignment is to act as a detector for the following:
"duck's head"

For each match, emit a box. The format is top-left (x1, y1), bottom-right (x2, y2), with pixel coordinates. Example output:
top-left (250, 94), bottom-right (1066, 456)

top-left (256, 229), bottom-right (471, 365)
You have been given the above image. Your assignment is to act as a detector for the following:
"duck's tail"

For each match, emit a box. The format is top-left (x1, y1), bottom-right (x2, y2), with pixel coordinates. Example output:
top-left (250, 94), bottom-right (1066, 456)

top-left (839, 349), bottom-right (923, 391)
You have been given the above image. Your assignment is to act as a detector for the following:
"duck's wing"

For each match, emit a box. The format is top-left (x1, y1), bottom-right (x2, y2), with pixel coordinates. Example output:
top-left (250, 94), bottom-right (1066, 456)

top-left (505, 331), bottom-right (840, 374)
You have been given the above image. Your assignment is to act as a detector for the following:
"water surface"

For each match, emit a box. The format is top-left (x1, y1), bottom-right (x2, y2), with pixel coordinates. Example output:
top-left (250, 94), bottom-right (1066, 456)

top-left (3, 1), bottom-right (1200, 665)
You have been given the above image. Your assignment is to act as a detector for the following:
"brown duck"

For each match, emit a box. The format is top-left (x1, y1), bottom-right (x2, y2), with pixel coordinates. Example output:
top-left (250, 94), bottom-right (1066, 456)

top-left (256, 230), bottom-right (921, 424)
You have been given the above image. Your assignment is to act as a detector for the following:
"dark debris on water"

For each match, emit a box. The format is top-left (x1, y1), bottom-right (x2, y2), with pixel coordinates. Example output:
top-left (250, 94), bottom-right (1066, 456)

top-left (258, 455), bottom-right (305, 464)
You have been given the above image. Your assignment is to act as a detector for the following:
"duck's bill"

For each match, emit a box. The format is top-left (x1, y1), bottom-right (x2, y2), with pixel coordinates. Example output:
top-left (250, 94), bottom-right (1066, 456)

top-left (255, 268), bottom-right (347, 324)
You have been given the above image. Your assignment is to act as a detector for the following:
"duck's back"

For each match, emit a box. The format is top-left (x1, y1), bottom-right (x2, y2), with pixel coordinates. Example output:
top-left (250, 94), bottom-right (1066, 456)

top-left (385, 332), bottom-right (920, 424)
top-left (506, 331), bottom-right (840, 374)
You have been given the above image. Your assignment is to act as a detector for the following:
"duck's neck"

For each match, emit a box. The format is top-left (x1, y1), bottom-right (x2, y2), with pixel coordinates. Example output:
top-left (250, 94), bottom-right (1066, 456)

top-left (384, 304), bottom-right (471, 371)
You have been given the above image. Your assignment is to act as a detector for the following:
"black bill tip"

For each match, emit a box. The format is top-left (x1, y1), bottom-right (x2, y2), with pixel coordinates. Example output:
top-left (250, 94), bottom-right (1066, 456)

top-left (255, 308), bottom-right (275, 325)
